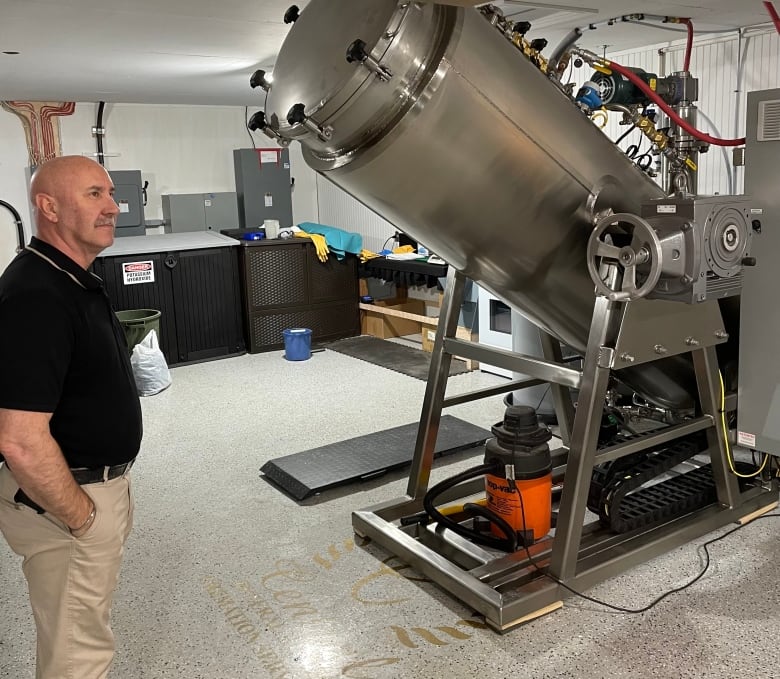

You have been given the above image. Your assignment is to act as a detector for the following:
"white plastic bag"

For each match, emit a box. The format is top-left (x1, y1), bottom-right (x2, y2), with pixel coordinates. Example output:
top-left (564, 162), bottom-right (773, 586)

top-left (130, 329), bottom-right (172, 396)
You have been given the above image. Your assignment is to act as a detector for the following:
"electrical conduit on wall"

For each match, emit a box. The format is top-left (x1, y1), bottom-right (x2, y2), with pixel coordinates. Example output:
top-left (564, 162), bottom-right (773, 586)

top-left (0, 101), bottom-right (75, 167)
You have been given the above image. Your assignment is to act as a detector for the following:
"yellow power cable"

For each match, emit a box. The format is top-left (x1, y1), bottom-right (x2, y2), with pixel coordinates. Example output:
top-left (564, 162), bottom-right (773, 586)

top-left (591, 109), bottom-right (609, 128)
top-left (718, 372), bottom-right (769, 478)
top-left (439, 498), bottom-right (487, 516)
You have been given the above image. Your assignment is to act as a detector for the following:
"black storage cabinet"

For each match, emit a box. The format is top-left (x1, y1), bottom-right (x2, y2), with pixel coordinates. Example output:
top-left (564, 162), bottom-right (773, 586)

top-left (222, 232), bottom-right (360, 352)
top-left (93, 232), bottom-right (246, 366)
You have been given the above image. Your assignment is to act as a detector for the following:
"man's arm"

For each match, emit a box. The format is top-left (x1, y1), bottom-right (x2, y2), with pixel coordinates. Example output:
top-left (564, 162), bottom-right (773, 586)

top-left (0, 407), bottom-right (93, 531)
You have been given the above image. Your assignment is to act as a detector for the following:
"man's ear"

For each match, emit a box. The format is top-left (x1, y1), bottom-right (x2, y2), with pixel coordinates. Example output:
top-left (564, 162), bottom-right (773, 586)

top-left (34, 193), bottom-right (58, 222)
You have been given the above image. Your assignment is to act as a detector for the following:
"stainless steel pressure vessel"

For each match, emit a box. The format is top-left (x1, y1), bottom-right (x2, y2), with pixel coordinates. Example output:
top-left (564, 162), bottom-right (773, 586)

top-left (265, 0), bottom-right (693, 407)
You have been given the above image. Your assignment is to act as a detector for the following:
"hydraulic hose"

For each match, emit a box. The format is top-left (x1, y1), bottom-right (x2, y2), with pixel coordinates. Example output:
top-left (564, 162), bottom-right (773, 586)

top-left (422, 462), bottom-right (519, 552)
top-left (603, 59), bottom-right (746, 146)
top-left (680, 19), bottom-right (694, 71)
top-left (0, 200), bottom-right (26, 251)
top-left (765, 1), bottom-right (780, 34)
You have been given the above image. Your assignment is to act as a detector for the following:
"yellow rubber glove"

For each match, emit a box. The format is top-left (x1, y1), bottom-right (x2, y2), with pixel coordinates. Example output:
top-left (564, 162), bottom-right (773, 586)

top-left (295, 230), bottom-right (329, 262)
top-left (312, 234), bottom-right (329, 262)
top-left (359, 249), bottom-right (380, 262)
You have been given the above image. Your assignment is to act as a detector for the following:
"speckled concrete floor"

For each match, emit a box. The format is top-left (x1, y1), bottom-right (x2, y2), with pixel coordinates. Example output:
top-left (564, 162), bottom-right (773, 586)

top-left (1, 347), bottom-right (779, 679)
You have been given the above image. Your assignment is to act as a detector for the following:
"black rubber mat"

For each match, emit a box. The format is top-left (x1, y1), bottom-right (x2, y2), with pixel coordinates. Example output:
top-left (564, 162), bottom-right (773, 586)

top-left (324, 335), bottom-right (468, 380)
top-left (260, 415), bottom-right (490, 500)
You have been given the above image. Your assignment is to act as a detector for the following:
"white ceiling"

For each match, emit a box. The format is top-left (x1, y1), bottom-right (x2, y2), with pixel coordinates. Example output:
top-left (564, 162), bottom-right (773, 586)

top-left (0, 0), bottom-right (774, 105)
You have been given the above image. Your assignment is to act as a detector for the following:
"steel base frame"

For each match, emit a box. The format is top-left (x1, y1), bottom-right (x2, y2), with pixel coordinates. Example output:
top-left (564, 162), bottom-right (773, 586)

top-left (352, 270), bottom-right (778, 632)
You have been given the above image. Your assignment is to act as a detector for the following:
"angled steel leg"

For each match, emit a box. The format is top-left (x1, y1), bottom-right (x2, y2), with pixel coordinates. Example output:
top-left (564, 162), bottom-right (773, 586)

top-left (549, 296), bottom-right (625, 580)
top-left (692, 346), bottom-right (741, 507)
top-left (406, 268), bottom-right (466, 499)
top-left (539, 330), bottom-right (576, 447)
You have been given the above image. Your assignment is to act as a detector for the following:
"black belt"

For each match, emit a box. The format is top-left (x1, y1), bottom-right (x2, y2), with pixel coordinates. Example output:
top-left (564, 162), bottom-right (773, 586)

top-left (12, 458), bottom-right (136, 514)
top-left (70, 458), bottom-right (136, 485)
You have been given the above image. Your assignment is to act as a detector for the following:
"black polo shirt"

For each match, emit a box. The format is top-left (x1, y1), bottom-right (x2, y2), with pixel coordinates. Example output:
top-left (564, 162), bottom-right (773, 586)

top-left (0, 237), bottom-right (142, 467)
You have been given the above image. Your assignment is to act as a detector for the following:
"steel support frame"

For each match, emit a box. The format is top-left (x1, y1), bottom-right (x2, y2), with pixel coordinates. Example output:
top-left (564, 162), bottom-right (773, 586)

top-left (352, 270), bottom-right (777, 632)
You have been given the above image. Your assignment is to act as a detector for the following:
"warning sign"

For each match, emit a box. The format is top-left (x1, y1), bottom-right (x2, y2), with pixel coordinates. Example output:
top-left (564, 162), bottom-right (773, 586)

top-left (122, 260), bottom-right (155, 285)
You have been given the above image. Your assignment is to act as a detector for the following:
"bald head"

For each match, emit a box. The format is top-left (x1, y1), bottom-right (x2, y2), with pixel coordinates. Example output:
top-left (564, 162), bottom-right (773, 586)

top-left (30, 156), bottom-right (109, 205)
top-left (29, 155), bottom-right (120, 268)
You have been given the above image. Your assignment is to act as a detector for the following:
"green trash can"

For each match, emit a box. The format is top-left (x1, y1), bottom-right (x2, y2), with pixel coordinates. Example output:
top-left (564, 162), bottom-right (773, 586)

top-left (115, 309), bottom-right (162, 353)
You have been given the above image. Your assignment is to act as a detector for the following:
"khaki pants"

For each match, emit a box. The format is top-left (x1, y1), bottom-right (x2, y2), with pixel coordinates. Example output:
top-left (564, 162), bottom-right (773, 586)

top-left (0, 463), bottom-right (134, 679)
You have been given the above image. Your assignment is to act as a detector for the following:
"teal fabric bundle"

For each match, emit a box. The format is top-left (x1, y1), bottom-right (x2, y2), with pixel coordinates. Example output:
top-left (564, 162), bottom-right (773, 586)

top-left (298, 222), bottom-right (363, 260)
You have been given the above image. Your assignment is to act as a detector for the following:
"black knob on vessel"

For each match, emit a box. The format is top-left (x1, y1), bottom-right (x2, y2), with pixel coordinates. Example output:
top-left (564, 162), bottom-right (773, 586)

top-left (247, 111), bottom-right (267, 131)
top-left (513, 21), bottom-right (531, 35)
top-left (752, 219), bottom-right (762, 233)
top-left (742, 256), bottom-right (757, 266)
top-left (284, 5), bottom-right (299, 23)
top-left (249, 69), bottom-right (268, 90)
top-left (530, 38), bottom-right (548, 51)
top-left (346, 39), bottom-right (367, 63)
top-left (287, 103), bottom-right (306, 126)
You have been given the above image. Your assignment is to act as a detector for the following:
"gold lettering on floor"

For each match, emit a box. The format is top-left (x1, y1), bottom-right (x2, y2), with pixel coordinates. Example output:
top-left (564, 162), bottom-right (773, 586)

top-left (202, 534), bottom-right (489, 676)
top-left (351, 556), bottom-right (431, 605)
top-left (312, 538), bottom-right (357, 569)
top-left (341, 657), bottom-right (401, 677)
top-left (203, 577), bottom-right (291, 679)
top-left (391, 620), bottom-right (486, 649)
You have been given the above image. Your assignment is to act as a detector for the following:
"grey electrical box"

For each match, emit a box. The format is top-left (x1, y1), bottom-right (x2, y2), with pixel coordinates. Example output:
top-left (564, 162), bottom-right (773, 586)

top-left (109, 170), bottom-right (145, 237)
top-left (162, 192), bottom-right (240, 233)
top-left (737, 89), bottom-right (780, 456)
top-left (233, 148), bottom-right (293, 229)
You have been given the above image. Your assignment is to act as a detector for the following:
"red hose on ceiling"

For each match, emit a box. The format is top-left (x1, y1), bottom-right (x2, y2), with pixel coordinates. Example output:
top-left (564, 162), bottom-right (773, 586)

top-left (764, 1), bottom-right (780, 34)
top-left (680, 18), bottom-right (694, 71)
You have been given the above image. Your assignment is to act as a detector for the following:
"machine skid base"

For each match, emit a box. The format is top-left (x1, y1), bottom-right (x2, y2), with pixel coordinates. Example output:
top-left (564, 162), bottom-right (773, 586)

top-left (353, 485), bottom-right (776, 632)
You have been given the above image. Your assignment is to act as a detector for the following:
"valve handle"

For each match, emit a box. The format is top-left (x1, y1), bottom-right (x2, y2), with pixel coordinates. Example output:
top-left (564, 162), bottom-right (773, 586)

top-left (586, 212), bottom-right (663, 301)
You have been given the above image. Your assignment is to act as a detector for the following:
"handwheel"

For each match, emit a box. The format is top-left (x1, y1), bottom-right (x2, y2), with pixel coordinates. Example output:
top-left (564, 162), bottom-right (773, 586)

top-left (586, 212), bottom-right (663, 301)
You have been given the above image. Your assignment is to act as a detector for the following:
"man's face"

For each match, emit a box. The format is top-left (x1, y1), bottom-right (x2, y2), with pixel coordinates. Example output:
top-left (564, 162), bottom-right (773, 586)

top-left (55, 163), bottom-right (120, 255)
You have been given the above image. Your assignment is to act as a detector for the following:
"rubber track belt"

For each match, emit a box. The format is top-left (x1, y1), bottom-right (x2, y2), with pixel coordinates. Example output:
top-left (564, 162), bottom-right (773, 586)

top-left (605, 465), bottom-right (718, 533)
top-left (588, 432), bottom-right (711, 533)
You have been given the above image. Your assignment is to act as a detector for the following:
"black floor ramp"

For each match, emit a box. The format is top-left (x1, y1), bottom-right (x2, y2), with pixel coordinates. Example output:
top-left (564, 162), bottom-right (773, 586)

top-left (325, 335), bottom-right (469, 380)
top-left (260, 415), bottom-right (491, 500)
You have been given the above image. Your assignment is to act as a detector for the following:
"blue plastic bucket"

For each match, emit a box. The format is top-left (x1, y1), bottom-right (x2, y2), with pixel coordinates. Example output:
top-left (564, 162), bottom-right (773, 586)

top-left (283, 328), bottom-right (312, 361)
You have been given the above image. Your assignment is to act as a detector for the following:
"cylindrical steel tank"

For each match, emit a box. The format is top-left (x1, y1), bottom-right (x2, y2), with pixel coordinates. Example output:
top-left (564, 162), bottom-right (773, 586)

top-left (265, 0), bottom-right (693, 407)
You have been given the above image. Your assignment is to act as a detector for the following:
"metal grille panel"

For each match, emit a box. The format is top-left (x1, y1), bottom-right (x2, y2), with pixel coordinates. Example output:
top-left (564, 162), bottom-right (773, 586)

top-left (758, 100), bottom-right (780, 141)
top-left (247, 245), bottom-right (307, 308)
top-left (308, 249), bottom-right (358, 303)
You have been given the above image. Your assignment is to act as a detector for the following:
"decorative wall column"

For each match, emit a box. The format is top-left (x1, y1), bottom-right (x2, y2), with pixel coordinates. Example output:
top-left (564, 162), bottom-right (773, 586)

top-left (1, 101), bottom-right (76, 167)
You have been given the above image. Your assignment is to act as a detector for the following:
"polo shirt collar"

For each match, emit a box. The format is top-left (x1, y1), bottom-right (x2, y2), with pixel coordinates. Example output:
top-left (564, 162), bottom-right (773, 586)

top-left (27, 237), bottom-right (102, 291)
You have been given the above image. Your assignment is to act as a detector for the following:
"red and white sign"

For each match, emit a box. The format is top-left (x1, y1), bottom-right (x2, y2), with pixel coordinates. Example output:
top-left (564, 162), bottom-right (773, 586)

top-left (122, 260), bottom-right (155, 285)
top-left (737, 431), bottom-right (756, 448)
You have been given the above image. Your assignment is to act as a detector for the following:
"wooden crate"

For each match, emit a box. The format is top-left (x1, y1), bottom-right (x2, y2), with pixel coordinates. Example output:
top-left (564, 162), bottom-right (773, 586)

top-left (360, 299), bottom-right (427, 338)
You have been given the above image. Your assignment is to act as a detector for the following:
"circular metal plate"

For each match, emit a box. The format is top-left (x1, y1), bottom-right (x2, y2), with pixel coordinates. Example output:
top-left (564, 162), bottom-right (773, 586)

top-left (267, 0), bottom-right (400, 130)
top-left (704, 206), bottom-right (749, 277)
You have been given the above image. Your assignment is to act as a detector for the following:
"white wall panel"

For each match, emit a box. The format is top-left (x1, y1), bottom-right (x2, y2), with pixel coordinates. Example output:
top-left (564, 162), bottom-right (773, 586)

top-left (0, 113), bottom-right (34, 269)
top-left (315, 174), bottom-right (396, 254)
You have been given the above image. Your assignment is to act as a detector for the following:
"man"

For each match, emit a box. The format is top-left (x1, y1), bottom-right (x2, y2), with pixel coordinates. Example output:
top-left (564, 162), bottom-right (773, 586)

top-left (0, 155), bottom-right (143, 678)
